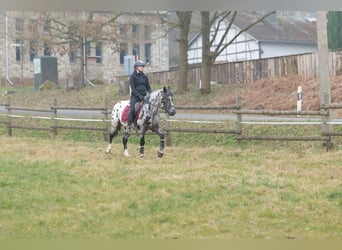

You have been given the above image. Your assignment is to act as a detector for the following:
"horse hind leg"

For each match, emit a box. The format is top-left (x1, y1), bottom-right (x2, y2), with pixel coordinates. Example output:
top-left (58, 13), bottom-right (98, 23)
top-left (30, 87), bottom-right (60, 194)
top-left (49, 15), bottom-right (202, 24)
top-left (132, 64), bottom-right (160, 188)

top-left (105, 122), bottom-right (121, 154)
top-left (123, 131), bottom-right (130, 157)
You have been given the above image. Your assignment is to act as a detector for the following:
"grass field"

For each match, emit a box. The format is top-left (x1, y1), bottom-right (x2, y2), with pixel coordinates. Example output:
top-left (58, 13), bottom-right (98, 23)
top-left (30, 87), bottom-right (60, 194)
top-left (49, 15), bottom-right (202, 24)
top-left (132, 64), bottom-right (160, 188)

top-left (0, 134), bottom-right (341, 239)
top-left (0, 83), bottom-right (342, 239)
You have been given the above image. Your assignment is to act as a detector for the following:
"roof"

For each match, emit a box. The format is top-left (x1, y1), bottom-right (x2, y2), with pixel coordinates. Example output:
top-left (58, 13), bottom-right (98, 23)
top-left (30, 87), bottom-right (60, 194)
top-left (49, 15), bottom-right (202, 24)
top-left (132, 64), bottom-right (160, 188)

top-left (232, 12), bottom-right (317, 44)
top-left (188, 11), bottom-right (317, 46)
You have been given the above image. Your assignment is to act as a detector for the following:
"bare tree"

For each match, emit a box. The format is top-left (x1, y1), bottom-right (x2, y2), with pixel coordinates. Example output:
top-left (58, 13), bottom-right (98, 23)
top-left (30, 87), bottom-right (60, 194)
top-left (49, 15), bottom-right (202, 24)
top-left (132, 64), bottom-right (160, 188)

top-left (200, 11), bottom-right (276, 94)
top-left (159, 11), bottom-right (192, 93)
top-left (37, 11), bottom-right (121, 89)
top-left (175, 11), bottom-right (192, 93)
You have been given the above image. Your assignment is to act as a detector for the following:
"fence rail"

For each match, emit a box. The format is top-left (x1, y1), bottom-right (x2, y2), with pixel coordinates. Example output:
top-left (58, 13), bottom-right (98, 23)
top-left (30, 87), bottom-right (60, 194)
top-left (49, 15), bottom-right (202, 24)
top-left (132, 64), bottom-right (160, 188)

top-left (1, 97), bottom-right (342, 150)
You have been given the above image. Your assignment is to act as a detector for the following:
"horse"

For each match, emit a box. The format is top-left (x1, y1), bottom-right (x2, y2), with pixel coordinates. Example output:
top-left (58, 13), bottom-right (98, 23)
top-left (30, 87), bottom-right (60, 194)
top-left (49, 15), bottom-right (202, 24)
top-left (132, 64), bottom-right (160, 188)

top-left (105, 86), bottom-right (176, 158)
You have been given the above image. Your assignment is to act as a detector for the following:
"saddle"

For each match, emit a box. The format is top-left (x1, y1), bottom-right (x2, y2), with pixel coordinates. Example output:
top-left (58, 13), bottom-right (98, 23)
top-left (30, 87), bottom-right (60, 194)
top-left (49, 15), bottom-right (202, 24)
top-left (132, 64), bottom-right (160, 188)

top-left (121, 101), bottom-right (144, 123)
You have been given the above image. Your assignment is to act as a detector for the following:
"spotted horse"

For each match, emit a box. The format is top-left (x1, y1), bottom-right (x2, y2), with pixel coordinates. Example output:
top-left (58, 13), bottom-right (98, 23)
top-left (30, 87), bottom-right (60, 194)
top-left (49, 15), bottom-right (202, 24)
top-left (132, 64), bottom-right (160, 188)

top-left (105, 86), bottom-right (176, 157)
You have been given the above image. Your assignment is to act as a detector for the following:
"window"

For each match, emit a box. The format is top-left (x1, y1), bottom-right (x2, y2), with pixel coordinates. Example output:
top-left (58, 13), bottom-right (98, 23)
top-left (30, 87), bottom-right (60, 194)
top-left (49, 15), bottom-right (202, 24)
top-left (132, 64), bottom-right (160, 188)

top-left (44, 42), bottom-right (50, 56)
top-left (29, 20), bottom-right (38, 34)
top-left (132, 43), bottom-right (140, 59)
top-left (44, 19), bottom-right (50, 33)
top-left (132, 24), bottom-right (139, 37)
top-left (30, 41), bottom-right (37, 61)
top-left (15, 39), bottom-right (21, 62)
top-left (144, 43), bottom-right (151, 65)
top-left (120, 43), bottom-right (128, 64)
top-left (69, 44), bottom-right (77, 63)
top-left (120, 24), bottom-right (127, 36)
top-left (95, 42), bottom-right (102, 64)
top-left (16, 18), bottom-right (23, 33)
top-left (85, 41), bottom-right (91, 56)
top-left (144, 25), bottom-right (151, 40)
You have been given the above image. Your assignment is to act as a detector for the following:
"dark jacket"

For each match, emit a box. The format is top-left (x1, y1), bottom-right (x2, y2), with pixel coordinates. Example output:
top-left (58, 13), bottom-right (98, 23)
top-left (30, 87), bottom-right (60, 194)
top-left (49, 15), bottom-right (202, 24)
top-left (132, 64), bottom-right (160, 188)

top-left (129, 71), bottom-right (152, 100)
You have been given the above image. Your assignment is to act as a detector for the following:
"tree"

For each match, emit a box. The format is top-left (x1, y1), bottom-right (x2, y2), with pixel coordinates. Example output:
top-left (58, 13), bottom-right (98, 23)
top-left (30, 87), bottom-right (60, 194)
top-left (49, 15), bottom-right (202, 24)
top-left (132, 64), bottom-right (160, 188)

top-left (327, 11), bottom-right (342, 50)
top-left (159, 11), bottom-right (192, 93)
top-left (200, 11), bottom-right (276, 94)
top-left (38, 11), bottom-right (121, 89)
top-left (175, 11), bottom-right (192, 93)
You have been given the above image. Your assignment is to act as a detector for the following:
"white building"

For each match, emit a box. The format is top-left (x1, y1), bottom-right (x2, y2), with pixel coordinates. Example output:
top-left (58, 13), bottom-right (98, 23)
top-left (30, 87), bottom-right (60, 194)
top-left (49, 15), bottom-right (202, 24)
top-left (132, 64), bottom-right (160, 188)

top-left (187, 11), bottom-right (317, 64)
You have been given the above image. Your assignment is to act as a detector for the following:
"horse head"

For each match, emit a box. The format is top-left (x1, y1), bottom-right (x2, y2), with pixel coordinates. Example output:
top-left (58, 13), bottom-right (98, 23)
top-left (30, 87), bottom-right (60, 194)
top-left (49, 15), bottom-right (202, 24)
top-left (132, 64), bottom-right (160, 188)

top-left (160, 86), bottom-right (176, 116)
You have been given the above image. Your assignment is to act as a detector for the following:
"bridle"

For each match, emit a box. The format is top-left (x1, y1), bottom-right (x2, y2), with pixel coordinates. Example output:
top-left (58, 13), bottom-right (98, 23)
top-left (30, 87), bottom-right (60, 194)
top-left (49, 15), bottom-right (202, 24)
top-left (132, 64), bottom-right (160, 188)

top-left (161, 91), bottom-right (175, 114)
top-left (143, 88), bottom-right (175, 117)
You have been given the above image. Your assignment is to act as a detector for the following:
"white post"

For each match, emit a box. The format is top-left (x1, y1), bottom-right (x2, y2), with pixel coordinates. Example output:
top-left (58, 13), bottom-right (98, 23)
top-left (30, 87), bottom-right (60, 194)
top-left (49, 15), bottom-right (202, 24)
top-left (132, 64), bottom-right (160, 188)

top-left (297, 85), bottom-right (302, 112)
top-left (5, 14), bottom-right (14, 86)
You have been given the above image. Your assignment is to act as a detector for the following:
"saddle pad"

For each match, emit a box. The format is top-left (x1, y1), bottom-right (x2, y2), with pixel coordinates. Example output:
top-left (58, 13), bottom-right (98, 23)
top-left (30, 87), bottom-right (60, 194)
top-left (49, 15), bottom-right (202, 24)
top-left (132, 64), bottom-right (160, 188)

top-left (121, 104), bottom-right (130, 123)
top-left (120, 102), bottom-right (144, 123)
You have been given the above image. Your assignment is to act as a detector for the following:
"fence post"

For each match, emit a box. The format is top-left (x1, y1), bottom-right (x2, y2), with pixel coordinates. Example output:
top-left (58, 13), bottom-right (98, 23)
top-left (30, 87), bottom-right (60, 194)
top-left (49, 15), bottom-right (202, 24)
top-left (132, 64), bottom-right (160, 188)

top-left (236, 96), bottom-right (242, 143)
top-left (321, 94), bottom-right (332, 150)
top-left (6, 96), bottom-right (12, 137)
top-left (103, 96), bottom-right (109, 141)
top-left (165, 112), bottom-right (171, 146)
top-left (52, 98), bottom-right (58, 138)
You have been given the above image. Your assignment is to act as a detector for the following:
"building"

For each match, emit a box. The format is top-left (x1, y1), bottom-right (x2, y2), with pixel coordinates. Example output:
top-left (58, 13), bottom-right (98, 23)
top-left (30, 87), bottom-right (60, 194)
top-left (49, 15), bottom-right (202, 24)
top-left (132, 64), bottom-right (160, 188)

top-left (187, 11), bottom-right (317, 64)
top-left (0, 11), bottom-right (169, 87)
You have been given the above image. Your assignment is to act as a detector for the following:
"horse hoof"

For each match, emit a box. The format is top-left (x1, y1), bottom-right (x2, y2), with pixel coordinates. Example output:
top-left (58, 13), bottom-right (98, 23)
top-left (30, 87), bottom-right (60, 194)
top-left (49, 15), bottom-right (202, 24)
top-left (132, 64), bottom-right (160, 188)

top-left (124, 150), bottom-right (130, 157)
top-left (139, 153), bottom-right (144, 158)
top-left (157, 151), bottom-right (164, 158)
top-left (105, 147), bottom-right (111, 154)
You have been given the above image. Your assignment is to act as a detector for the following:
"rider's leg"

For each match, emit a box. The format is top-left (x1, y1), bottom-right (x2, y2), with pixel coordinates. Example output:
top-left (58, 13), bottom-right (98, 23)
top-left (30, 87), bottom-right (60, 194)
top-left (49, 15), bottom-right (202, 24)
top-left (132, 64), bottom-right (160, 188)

top-left (127, 97), bottom-right (138, 133)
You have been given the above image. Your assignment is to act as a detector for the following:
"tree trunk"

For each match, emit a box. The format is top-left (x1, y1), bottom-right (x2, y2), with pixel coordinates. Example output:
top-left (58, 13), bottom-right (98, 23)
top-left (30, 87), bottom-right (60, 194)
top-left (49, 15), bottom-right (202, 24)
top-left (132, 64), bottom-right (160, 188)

top-left (176, 11), bottom-right (192, 93)
top-left (81, 35), bottom-right (87, 89)
top-left (200, 11), bottom-right (212, 94)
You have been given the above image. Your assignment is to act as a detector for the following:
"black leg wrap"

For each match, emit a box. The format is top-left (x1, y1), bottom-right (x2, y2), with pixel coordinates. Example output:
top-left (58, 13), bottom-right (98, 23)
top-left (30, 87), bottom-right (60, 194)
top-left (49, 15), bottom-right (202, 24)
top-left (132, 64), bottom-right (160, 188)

top-left (157, 150), bottom-right (164, 158)
top-left (159, 135), bottom-right (165, 151)
top-left (158, 132), bottom-right (165, 158)
top-left (140, 135), bottom-right (145, 147)
top-left (123, 135), bottom-right (128, 150)
top-left (109, 132), bottom-right (114, 144)
top-left (139, 146), bottom-right (144, 155)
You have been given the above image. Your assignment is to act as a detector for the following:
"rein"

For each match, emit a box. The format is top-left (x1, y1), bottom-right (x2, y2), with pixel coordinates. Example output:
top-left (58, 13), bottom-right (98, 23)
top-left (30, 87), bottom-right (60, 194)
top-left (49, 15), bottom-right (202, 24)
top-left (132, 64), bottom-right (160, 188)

top-left (143, 89), bottom-right (174, 116)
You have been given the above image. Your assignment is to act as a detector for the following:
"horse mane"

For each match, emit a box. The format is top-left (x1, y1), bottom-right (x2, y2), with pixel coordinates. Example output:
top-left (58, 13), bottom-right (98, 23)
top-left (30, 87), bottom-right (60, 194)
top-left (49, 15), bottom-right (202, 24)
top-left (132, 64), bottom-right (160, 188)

top-left (148, 88), bottom-right (164, 104)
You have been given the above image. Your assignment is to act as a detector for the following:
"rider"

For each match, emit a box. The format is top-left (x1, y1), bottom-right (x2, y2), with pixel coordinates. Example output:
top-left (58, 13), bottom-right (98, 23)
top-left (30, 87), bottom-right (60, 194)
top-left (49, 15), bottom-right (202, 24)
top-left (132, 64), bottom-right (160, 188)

top-left (126, 60), bottom-right (152, 133)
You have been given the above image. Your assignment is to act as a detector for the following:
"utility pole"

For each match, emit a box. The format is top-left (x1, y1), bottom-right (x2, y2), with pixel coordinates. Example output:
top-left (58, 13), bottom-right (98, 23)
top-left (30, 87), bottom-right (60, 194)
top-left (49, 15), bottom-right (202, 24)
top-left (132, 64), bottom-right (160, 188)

top-left (1, 12), bottom-right (14, 86)
top-left (316, 11), bottom-right (332, 149)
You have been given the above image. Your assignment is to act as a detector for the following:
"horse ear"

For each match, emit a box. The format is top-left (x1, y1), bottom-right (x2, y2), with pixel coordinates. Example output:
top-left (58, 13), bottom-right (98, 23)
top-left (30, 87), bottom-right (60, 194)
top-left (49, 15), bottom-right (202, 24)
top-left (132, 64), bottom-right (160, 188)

top-left (163, 86), bottom-right (167, 93)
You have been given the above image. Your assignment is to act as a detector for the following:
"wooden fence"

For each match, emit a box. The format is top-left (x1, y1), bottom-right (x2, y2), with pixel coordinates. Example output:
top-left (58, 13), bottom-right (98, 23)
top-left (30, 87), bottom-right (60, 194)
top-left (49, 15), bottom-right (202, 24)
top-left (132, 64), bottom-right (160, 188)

top-left (116, 50), bottom-right (342, 85)
top-left (1, 97), bottom-right (342, 150)
top-left (1, 98), bottom-right (109, 138)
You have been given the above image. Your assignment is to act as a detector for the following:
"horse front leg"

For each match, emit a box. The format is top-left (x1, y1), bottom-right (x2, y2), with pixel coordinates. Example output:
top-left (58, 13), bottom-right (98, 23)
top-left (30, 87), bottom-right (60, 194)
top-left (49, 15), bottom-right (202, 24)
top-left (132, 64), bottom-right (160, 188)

top-left (139, 127), bottom-right (147, 157)
top-left (156, 127), bottom-right (165, 158)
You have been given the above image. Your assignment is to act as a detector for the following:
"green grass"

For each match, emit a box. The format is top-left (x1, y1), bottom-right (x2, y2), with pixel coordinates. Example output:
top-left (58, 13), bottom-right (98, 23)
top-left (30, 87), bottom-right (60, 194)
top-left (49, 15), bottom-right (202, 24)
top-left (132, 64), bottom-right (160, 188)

top-left (0, 135), bottom-right (341, 239)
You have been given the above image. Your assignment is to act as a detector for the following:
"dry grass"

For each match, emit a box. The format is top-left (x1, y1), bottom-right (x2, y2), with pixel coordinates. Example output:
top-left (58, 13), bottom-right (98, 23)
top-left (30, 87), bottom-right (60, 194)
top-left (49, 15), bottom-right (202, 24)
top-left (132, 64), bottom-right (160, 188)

top-left (0, 136), bottom-right (341, 239)
top-left (0, 75), bottom-right (338, 109)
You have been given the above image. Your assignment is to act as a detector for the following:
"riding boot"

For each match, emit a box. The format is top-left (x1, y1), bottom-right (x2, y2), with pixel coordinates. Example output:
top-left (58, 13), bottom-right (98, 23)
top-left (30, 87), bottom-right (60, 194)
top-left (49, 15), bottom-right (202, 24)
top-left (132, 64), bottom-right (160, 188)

top-left (126, 111), bottom-right (133, 133)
